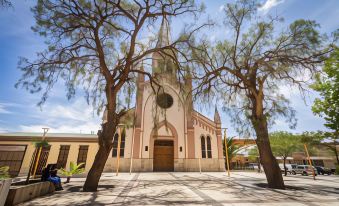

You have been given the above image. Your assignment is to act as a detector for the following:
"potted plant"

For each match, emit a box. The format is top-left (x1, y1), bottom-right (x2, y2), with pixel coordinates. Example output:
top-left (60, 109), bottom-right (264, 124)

top-left (59, 162), bottom-right (85, 183)
top-left (0, 166), bottom-right (12, 206)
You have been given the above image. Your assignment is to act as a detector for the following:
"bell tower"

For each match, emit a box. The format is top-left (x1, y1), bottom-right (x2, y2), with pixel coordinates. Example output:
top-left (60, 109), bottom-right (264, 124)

top-left (152, 17), bottom-right (177, 80)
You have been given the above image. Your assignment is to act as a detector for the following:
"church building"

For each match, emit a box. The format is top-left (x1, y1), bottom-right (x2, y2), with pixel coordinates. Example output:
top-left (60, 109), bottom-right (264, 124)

top-left (104, 18), bottom-right (225, 172)
top-left (0, 18), bottom-right (225, 177)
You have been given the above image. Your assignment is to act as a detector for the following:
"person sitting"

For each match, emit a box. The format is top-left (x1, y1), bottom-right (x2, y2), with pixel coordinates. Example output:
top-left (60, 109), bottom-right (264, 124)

top-left (41, 165), bottom-right (63, 191)
top-left (48, 169), bottom-right (63, 191)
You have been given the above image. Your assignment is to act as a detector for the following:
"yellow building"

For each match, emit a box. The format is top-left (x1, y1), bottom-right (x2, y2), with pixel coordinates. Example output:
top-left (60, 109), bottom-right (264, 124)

top-left (0, 133), bottom-right (98, 177)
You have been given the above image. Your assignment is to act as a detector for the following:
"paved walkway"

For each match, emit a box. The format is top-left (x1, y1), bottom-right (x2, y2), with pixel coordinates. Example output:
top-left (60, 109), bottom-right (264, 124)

top-left (20, 172), bottom-right (339, 206)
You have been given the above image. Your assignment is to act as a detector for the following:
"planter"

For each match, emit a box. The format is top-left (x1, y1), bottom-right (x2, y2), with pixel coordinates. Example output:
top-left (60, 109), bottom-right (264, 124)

top-left (5, 181), bottom-right (55, 206)
top-left (0, 179), bottom-right (12, 206)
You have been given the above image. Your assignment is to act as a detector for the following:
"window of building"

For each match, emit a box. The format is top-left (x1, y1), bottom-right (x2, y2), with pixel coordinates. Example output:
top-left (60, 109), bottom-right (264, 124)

top-left (201, 136), bottom-right (206, 158)
top-left (207, 136), bottom-right (212, 158)
top-left (56, 145), bottom-right (70, 169)
top-left (112, 130), bottom-right (126, 157)
top-left (77, 145), bottom-right (89, 168)
top-left (156, 93), bottom-right (174, 109)
top-left (0, 145), bottom-right (26, 177)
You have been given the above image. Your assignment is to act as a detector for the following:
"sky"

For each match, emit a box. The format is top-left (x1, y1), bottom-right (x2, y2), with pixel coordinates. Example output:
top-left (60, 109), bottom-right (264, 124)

top-left (0, 0), bottom-right (338, 137)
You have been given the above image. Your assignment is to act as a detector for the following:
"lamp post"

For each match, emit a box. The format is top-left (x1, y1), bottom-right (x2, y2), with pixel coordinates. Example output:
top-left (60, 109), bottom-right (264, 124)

top-left (222, 128), bottom-right (231, 177)
top-left (116, 124), bottom-right (125, 176)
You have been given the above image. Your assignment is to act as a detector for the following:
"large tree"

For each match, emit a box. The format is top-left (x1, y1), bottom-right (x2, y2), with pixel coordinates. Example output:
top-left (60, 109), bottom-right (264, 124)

top-left (311, 46), bottom-right (339, 133)
top-left (16, 0), bottom-right (201, 191)
top-left (270, 131), bottom-right (301, 176)
top-left (185, 0), bottom-right (331, 188)
top-left (309, 46), bottom-right (339, 164)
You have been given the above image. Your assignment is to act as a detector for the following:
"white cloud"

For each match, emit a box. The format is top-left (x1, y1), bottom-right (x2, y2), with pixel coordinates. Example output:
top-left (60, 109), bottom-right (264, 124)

top-left (19, 122), bottom-right (100, 134)
top-left (258, 0), bottom-right (285, 14)
top-left (18, 99), bottom-right (102, 134)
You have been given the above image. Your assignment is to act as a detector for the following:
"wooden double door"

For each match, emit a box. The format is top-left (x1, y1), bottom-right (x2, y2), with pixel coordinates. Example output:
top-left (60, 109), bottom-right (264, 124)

top-left (153, 140), bottom-right (174, 172)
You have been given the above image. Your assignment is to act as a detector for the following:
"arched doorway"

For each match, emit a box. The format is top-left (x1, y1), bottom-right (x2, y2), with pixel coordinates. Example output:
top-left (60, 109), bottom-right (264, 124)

top-left (153, 140), bottom-right (174, 171)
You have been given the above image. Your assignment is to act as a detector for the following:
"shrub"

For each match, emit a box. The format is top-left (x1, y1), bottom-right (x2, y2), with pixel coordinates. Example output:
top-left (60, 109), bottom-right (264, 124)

top-left (59, 162), bottom-right (85, 183)
top-left (0, 166), bottom-right (10, 180)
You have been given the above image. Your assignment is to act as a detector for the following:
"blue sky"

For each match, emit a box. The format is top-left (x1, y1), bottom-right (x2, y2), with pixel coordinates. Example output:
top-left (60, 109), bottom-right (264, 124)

top-left (0, 0), bottom-right (338, 136)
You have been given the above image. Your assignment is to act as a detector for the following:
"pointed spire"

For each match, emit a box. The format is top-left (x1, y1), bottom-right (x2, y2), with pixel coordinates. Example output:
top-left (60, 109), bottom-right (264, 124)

top-left (156, 16), bottom-right (171, 48)
top-left (214, 106), bottom-right (221, 124)
top-left (152, 16), bottom-right (177, 78)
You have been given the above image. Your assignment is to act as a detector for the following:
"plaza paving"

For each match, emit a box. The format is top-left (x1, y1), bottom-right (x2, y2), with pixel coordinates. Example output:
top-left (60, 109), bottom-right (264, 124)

top-left (20, 172), bottom-right (339, 206)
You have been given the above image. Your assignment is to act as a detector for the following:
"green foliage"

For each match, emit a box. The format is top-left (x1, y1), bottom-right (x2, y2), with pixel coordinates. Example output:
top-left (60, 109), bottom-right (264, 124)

top-left (16, 0), bottom-right (203, 191)
top-left (301, 131), bottom-right (339, 164)
top-left (300, 131), bottom-right (323, 145)
top-left (269, 131), bottom-right (303, 175)
top-left (0, 166), bottom-right (10, 180)
top-left (32, 139), bottom-right (50, 148)
top-left (336, 165), bottom-right (339, 175)
top-left (222, 137), bottom-right (247, 168)
top-left (311, 47), bottom-right (339, 133)
top-left (247, 146), bottom-right (259, 162)
top-left (59, 162), bottom-right (85, 177)
top-left (269, 131), bottom-right (302, 158)
top-left (16, 0), bottom-right (201, 116)
top-left (188, 0), bottom-right (327, 136)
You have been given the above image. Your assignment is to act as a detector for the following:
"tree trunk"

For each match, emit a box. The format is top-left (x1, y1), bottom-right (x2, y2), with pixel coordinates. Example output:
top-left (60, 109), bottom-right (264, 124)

top-left (334, 148), bottom-right (339, 165)
top-left (257, 157), bottom-right (261, 173)
top-left (83, 144), bottom-right (111, 191)
top-left (66, 176), bottom-right (71, 183)
top-left (283, 157), bottom-right (287, 176)
top-left (83, 112), bottom-right (116, 192)
top-left (252, 116), bottom-right (285, 189)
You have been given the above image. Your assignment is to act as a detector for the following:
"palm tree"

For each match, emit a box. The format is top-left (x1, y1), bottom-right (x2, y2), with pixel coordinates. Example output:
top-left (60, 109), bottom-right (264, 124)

top-left (59, 162), bottom-right (85, 183)
top-left (223, 137), bottom-right (245, 169)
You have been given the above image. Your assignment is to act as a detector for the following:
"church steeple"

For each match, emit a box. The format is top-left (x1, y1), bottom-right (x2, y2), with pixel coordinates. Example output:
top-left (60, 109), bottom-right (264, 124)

top-left (156, 17), bottom-right (171, 48)
top-left (214, 106), bottom-right (221, 124)
top-left (152, 17), bottom-right (177, 78)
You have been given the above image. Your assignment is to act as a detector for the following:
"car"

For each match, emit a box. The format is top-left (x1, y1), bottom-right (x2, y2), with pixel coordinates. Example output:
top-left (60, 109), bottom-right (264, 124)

top-left (294, 165), bottom-right (318, 176)
top-left (289, 164), bottom-right (298, 175)
top-left (248, 163), bottom-right (262, 170)
top-left (279, 164), bottom-right (297, 175)
top-left (315, 166), bottom-right (332, 175)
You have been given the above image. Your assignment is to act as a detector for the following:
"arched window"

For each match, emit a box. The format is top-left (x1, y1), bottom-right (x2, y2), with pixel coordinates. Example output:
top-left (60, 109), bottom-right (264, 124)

top-left (112, 129), bottom-right (126, 157)
top-left (207, 136), bottom-right (212, 158)
top-left (201, 136), bottom-right (206, 158)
